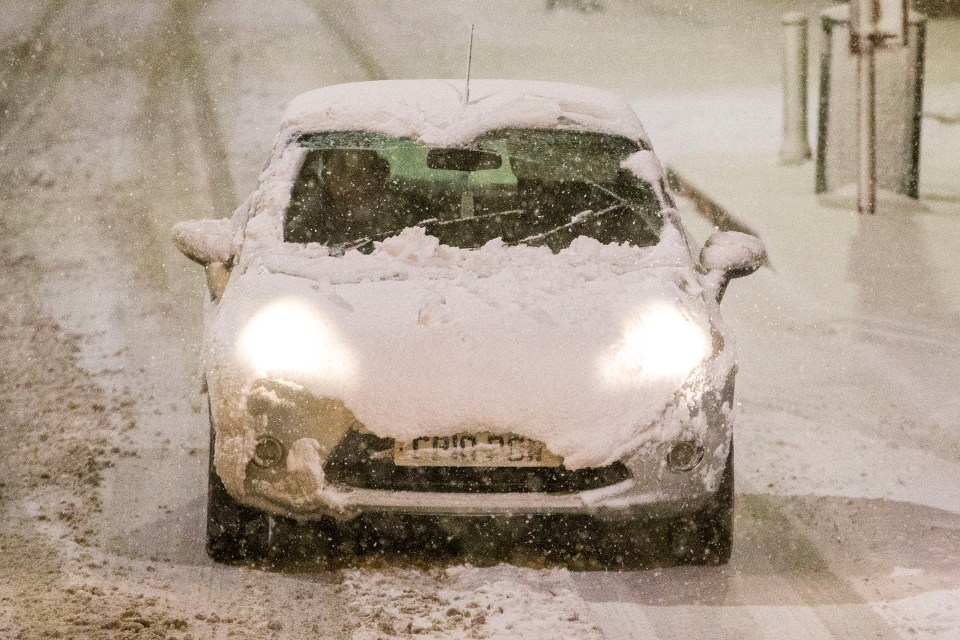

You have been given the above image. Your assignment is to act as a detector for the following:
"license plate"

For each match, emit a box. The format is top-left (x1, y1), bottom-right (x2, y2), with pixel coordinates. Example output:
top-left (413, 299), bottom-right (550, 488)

top-left (393, 432), bottom-right (563, 467)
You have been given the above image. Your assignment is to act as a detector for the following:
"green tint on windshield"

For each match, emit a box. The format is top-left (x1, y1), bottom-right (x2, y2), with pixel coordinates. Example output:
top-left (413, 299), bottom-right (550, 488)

top-left (299, 133), bottom-right (518, 188)
top-left (288, 129), bottom-right (664, 253)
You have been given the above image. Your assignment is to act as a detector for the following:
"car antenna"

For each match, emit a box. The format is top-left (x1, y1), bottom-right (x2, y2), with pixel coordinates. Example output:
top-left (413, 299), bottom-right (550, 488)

top-left (464, 23), bottom-right (474, 104)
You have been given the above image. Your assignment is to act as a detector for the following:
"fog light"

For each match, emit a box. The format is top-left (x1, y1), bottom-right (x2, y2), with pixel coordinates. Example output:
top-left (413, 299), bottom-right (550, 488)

top-left (667, 440), bottom-right (704, 471)
top-left (252, 436), bottom-right (284, 468)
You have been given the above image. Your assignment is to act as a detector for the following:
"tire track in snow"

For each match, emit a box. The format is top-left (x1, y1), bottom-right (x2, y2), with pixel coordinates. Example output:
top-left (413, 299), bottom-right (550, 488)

top-left (301, 0), bottom-right (389, 81)
top-left (576, 492), bottom-right (907, 640)
top-left (0, 0), bottom-right (66, 57)
top-left (737, 495), bottom-right (902, 640)
top-left (340, 564), bottom-right (605, 639)
top-left (169, 0), bottom-right (239, 216)
top-left (0, 0), bottom-right (352, 634)
top-left (0, 0), bottom-right (67, 147)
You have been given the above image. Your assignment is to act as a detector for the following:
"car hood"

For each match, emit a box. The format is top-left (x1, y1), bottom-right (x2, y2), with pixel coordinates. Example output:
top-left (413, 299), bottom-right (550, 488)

top-left (210, 229), bottom-right (722, 470)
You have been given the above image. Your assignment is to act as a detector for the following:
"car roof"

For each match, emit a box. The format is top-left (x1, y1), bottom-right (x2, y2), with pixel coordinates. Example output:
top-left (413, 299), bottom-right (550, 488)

top-left (280, 79), bottom-right (650, 147)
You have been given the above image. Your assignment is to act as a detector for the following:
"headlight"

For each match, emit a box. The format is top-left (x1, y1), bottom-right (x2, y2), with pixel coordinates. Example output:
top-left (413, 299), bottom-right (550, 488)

top-left (238, 299), bottom-right (355, 379)
top-left (600, 303), bottom-right (711, 385)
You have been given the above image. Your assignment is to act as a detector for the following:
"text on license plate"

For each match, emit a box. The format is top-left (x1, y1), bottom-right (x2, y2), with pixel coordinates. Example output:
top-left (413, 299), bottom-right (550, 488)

top-left (393, 432), bottom-right (563, 467)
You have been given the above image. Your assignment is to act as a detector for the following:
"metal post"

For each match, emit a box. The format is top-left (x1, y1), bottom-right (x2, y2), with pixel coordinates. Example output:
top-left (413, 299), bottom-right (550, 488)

top-left (852, 0), bottom-right (879, 214)
top-left (816, 2), bottom-right (921, 201)
top-left (781, 12), bottom-right (812, 164)
top-left (856, 32), bottom-right (877, 214)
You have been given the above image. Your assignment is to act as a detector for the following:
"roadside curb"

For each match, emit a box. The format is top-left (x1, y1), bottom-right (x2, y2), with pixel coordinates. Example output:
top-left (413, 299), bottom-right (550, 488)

top-left (666, 166), bottom-right (762, 239)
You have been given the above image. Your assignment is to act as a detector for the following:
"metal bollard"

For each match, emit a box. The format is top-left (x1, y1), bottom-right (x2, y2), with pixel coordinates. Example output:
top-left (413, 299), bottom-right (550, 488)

top-left (781, 12), bottom-right (812, 164)
top-left (815, 5), bottom-right (926, 199)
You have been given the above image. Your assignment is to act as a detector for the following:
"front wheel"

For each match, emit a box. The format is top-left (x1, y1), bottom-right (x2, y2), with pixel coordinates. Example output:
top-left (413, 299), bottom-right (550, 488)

top-left (206, 419), bottom-right (271, 563)
top-left (668, 442), bottom-right (734, 565)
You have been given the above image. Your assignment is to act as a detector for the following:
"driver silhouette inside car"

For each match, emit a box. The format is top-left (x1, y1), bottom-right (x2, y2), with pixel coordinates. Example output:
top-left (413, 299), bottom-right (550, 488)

top-left (286, 148), bottom-right (424, 247)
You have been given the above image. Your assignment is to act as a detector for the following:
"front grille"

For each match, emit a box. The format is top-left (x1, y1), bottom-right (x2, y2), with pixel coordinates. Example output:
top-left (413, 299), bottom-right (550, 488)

top-left (324, 430), bottom-right (631, 494)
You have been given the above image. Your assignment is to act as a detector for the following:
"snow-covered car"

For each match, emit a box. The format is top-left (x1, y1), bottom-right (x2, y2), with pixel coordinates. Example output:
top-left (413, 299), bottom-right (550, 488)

top-left (173, 80), bottom-right (765, 565)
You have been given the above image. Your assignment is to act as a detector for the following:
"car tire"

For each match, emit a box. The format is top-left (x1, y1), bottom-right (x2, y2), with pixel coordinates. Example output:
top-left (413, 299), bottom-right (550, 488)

top-left (206, 416), bottom-right (271, 563)
top-left (668, 441), bottom-right (734, 566)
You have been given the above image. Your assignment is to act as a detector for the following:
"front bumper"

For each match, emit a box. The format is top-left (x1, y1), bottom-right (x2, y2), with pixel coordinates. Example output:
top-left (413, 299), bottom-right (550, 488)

top-left (212, 371), bottom-right (735, 523)
top-left (240, 479), bottom-right (716, 521)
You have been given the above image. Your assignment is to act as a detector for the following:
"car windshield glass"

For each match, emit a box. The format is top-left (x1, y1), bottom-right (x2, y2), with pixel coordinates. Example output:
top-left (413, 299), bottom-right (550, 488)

top-left (284, 129), bottom-right (664, 254)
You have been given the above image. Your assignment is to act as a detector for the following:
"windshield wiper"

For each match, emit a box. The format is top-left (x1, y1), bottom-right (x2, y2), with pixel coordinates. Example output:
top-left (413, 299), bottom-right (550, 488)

top-left (582, 176), bottom-right (663, 232)
top-left (331, 209), bottom-right (529, 254)
top-left (428, 208), bottom-right (525, 227)
top-left (514, 202), bottom-right (626, 246)
top-left (330, 218), bottom-right (439, 255)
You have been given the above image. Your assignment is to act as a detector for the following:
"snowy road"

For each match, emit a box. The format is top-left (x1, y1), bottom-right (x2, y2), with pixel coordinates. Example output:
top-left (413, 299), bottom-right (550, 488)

top-left (1, 1), bottom-right (958, 639)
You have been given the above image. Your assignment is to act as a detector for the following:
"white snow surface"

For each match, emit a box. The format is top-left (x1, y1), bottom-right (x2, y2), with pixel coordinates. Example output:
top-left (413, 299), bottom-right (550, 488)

top-left (212, 224), bottom-right (718, 472)
top-left (343, 564), bottom-right (603, 639)
top-left (281, 79), bottom-right (650, 147)
top-left (872, 589), bottom-right (960, 640)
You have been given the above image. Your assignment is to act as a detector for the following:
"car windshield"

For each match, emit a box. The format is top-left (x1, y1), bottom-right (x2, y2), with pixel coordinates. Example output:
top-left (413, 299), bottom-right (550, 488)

top-left (284, 129), bottom-right (665, 254)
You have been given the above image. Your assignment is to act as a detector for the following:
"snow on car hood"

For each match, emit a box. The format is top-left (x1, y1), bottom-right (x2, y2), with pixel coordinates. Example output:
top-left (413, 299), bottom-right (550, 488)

top-left (211, 227), bottom-right (713, 470)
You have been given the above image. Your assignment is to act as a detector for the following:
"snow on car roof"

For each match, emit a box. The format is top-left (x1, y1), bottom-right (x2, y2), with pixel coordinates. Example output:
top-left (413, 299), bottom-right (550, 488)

top-left (280, 79), bottom-right (650, 147)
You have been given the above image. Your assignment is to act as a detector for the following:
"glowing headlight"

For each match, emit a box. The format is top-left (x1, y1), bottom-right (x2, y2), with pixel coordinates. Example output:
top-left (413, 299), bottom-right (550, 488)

top-left (601, 303), bottom-right (711, 385)
top-left (238, 299), bottom-right (355, 379)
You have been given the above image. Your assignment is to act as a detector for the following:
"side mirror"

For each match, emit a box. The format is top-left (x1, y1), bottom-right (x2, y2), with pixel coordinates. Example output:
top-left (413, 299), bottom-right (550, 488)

top-left (172, 218), bottom-right (234, 266)
top-left (173, 218), bottom-right (235, 301)
top-left (699, 230), bottom-right (766, 301)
